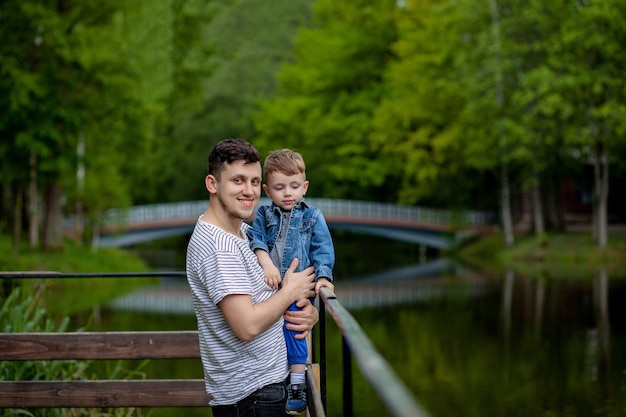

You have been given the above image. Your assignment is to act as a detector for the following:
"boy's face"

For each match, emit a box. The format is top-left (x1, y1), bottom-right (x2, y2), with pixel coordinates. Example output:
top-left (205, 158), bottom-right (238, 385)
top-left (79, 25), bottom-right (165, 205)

top-left (263, 171), bottom-right (309, 211)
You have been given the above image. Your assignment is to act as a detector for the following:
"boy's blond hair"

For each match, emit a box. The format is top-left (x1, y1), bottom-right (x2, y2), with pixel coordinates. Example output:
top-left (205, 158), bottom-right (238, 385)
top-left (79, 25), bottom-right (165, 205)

top-left (263, 149), bottom-right (306, 183)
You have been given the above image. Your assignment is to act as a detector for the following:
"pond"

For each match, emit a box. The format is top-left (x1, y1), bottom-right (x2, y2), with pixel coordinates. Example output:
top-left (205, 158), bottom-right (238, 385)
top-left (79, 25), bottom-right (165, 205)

top-left (71, 233), bottom-right (626, 417)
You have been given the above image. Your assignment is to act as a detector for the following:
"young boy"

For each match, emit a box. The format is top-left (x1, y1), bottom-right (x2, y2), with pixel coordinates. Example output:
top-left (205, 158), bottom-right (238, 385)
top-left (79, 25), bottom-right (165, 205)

top-left (247, 149), bottom-right (335, 415)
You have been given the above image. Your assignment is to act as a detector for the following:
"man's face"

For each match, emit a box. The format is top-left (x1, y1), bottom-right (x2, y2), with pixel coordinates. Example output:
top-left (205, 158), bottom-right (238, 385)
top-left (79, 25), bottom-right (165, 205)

top-left (263, 171), bottom-right (309, 212)
top-left (212, 160), bottom-right (262, 221)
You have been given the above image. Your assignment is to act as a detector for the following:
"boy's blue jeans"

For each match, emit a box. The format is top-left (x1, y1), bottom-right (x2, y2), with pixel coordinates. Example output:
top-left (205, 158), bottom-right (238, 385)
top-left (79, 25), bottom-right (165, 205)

top-left (211, 378), bottom-right (289, 417)
top-left (284, 301), bottom-right (308, 366)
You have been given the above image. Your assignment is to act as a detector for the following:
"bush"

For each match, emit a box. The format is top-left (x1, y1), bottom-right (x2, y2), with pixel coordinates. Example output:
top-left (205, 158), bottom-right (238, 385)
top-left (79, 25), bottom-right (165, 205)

top-left (0, 286), bottom-right (147, 417)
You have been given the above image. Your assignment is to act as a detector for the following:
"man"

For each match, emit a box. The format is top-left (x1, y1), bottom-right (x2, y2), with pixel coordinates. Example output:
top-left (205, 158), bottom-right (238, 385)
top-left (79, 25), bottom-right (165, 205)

top-left (186, 138), bottom-right (318, 417)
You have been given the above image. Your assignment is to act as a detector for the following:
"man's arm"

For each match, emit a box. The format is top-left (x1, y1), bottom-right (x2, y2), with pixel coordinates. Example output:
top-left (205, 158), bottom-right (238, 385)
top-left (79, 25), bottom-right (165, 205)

top-left (219, 258), bottom-right (315, 342)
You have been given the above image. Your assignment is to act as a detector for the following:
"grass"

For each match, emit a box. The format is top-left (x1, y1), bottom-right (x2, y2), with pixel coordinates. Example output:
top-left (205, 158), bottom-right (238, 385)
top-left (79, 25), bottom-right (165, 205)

top-left (0, 235), bottom-right (157, 416)
top-left (455, 230), bottom-right (626, 280)
top-left (0, 235), bottom-right (155, 316)
top-left (0, 279), bottom-right (152, 417)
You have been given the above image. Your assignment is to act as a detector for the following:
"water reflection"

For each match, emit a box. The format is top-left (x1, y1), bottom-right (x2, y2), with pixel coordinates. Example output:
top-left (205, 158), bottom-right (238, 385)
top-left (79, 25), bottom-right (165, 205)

top-left (108, 259), bottom-right (483, 311)
top-left (101, 263), bottom-right (626, 417)
top-left (348, 268), bottom-right (625, 417)
top-left (500, 269), bottom-right (614, 385)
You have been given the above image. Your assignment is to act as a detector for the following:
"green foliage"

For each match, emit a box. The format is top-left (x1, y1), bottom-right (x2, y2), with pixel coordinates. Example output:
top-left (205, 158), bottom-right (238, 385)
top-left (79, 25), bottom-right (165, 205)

top-left (2, 0), bottom-right (626, 247)
top-left (165, 0), bottom-right (315, 202)
top-left (0, 287), bottom-right (151, 417)
top-left (0, 234), bottom-right (149, 272)
top-left (374, 0), bottom-right (506, 206)
top-left (136, 0), bottom-right (215, 205)
top-left (0, 0), bottom-right (212, 244)
top-left (555, 0), bottom-right (626, 162)
top-left (0, 286), bottom-right (68, 335)
top-left (253, 0), bottom-right (398, 200)
top-left (0, 287), bottom-right (78, 417)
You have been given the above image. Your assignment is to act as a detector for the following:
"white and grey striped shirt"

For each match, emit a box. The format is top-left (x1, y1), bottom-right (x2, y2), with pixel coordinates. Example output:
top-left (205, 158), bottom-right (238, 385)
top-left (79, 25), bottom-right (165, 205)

top-left (186, 219), bottom-right (288, 406)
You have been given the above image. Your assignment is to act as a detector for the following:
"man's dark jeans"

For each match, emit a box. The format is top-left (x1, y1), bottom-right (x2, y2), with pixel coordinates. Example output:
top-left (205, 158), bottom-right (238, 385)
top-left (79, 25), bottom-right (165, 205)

top-left (211, 379), bottom-right (289, 417)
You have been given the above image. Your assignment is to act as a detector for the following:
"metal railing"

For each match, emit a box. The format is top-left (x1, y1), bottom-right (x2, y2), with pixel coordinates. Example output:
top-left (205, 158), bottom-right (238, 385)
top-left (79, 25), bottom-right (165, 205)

top-left (317, 286), bottom-right (431, 417)
top-left (1, 272), bottom-right (432, 417)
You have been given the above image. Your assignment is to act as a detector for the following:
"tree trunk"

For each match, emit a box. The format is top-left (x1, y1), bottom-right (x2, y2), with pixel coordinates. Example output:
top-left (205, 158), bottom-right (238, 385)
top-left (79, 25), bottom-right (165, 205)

top-left (593, 141), bottom-right (609, 249)
top-left (592, 158), bottom-right (599, 241)
top-left (500, 164), bottom-right (515, 247)
top-left (91, 219), bottom-right (101, 252)
top-left (28, 152), bottom-right (39, 249)
top-left (489, 0), bottom-right (514, 247)
top-left (74, 132), bottom-right (86, 243)
top-left (547, 171), bottom-right (564, 232)
top-left (2, 180), bottom-right (19, 247)
top-left (13, 188), bottom-right (23, 249)
top-left (43, 181), bottom-right (64, 250)
top-left (531, 169), bottom-right (545, 237)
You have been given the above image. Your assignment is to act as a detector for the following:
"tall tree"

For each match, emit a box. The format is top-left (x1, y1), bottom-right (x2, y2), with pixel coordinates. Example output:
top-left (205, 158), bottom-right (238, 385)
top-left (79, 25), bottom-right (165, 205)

top-left (556, 0), bottom-right (626, 248)
top-left (167, 0), bottom-right (314, 202)
top-left (141, 0), bottom-right (214, 205)
top-left (488, 0), bottom-right (515, 245)
top-left (499, 0), bottom-right (574, 240)
top-left (254, 0), bottom-right (398, 200)
top-left (0, 1), bottom-right (179, 248)
top-left (373, 0), bottom-right (502, 215)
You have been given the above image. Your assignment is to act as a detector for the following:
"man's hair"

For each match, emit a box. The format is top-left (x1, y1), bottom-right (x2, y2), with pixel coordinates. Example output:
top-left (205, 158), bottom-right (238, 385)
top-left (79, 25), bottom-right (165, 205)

top-left (263, 149), bottom-right (306, 183)
top-left (207, 139), bottom-right (261, 178)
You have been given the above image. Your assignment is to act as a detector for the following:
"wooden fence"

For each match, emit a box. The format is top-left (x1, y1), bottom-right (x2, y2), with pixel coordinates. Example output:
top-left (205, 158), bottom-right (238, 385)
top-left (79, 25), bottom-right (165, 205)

top-left (0, 330), bottom-right (323, 414)
top-left (0, 330), bottom-right (208, 408)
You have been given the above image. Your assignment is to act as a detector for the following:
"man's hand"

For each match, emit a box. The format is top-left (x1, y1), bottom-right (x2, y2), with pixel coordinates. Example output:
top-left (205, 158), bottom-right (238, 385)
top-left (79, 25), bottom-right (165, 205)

top-left (281, 258), bottom-right (316, 301)
top-left (284, 298), bottom-right (319, 340)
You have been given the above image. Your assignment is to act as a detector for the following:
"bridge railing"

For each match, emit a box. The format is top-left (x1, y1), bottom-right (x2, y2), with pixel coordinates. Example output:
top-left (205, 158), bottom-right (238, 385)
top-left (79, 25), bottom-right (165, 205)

top-left (310, 198), bottom-right (491, 227)
top-left (0, 272), bottom-right (431, 417)
top-left (70, 198), bottom-right (492, 231)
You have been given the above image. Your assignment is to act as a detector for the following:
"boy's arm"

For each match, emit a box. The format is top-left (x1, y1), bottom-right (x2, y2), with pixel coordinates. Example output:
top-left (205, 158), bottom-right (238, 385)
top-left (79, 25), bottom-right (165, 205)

top-left (219, 259), bottom-right (316, 342)
top-left (246, 206), bottom-right (271, 253)
top-left (255, 249), bottom-right (281, 289)
top-left (247, 207), bottom-right (281, 288)
top-left (310, 211), bottom-right (335, 282)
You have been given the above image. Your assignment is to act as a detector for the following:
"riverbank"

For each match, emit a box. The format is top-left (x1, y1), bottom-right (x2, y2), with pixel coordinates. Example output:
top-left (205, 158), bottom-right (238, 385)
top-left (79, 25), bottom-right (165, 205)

top-left (0, 235), bottom-right (153, 315)
top-left (3, 228), bottom-right (626, 316)
top-left (456, 229), bottom-right (626, 279)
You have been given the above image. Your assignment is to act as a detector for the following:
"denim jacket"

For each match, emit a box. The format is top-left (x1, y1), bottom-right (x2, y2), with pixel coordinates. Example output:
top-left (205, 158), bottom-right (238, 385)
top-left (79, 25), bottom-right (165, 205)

top-left (247, 199), bottom-right (334, 281)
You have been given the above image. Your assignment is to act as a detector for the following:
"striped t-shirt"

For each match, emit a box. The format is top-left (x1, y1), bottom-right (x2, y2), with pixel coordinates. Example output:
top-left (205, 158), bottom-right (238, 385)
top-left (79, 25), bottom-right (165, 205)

top-left (186, 219), bottom-right (288, 406)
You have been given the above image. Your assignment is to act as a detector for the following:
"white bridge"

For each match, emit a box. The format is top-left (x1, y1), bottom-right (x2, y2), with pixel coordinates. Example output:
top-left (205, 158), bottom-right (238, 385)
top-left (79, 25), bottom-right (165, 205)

top-left (75, 198), bottom-right (493, 249)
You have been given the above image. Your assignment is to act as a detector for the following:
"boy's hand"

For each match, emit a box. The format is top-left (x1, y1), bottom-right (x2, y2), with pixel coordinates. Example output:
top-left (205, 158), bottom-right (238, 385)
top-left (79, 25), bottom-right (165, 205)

top-left (263, 264), bottom-right (281, 289)
top-left (315, 277), bottom-right (334, 294)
